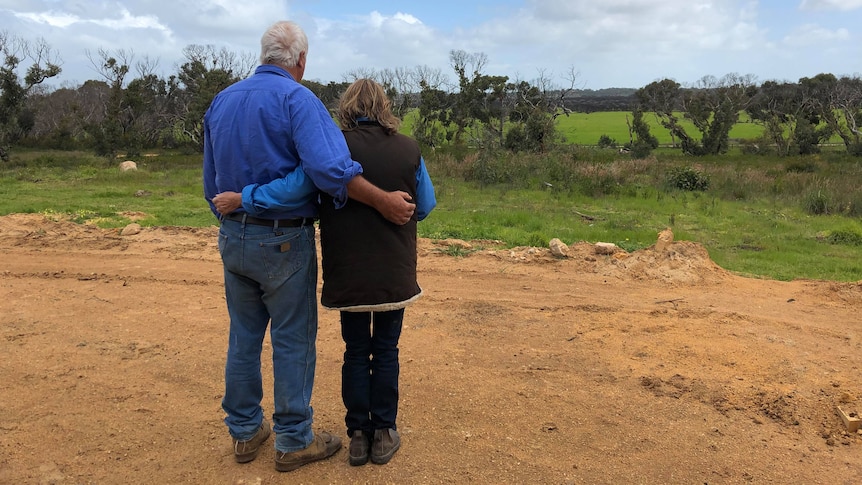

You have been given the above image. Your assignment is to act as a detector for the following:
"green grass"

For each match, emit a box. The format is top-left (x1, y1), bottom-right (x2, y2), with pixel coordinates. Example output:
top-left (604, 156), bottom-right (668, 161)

top-left (420, 177), bottom-right (862, 282)
top-left (555, 111), bottom-right (773, 146)
top-left (1, 148), bottom-right (861, 282)
top-left (421, 148), bottom-right (862, 282)
top-left (402, 109), bottom-right (844, 148)
top-left (0, 150), bottom-right (215, 228)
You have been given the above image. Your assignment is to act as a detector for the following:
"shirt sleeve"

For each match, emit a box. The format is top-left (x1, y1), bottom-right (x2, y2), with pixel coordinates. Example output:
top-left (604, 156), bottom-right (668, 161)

top-left (415, 156), bottom-right (437, 221)
top-left (202, 110), bottom-right (219, 218)
top-left (290, 95), bottom-right (362, 209)
top-left (240, 167), bottom-right (318, 215)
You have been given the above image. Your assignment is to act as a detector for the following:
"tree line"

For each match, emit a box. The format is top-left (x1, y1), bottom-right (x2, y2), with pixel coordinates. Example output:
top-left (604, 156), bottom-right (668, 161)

top-left (630, 74), bottom-right (862, 157)
top-left (2, 31), bottom-right (861, 161)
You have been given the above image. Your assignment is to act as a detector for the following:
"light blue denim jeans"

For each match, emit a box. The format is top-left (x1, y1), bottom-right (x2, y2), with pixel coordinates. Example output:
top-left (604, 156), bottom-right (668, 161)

top-left (218, 218), bottom-right (318, 453)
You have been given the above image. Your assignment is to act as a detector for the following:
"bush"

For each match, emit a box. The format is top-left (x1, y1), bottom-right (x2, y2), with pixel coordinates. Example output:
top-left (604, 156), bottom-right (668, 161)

top-left (464, 151), bottom-right (531, 187)
top-left (804, 190), bottom-right (830, 215)
top-left (597, 134), bottom-right (617, 149)
top-left (504, 125), bottom-right (528, 152)
top-left (667, 166), bottom-right (710, 191)
top-left (629, 140), bottom-right (654, 159)
top-left (827, 229), bottom-right (862, 246)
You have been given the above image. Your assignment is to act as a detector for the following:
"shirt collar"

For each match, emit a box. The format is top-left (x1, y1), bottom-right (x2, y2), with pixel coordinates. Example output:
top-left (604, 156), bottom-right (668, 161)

top-left (255, 64), bottom-right (296, 81)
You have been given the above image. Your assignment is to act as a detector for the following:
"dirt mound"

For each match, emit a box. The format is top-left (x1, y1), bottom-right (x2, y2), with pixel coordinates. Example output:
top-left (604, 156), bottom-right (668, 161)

top-left (427, 233), bottom-right (730, 286)
top-left (0, 213), bottom-right (219, 259)
top-left (2, 214), bottom-right (728, 285)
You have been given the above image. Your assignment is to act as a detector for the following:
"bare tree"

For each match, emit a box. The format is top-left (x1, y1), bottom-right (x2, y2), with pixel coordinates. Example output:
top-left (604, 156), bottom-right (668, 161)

top-left (87, 48), bottom-right (132, 86)
top-left (342, 67), bottom-right (378, 83)
top-left (412, 65), bottom-right (450, 91)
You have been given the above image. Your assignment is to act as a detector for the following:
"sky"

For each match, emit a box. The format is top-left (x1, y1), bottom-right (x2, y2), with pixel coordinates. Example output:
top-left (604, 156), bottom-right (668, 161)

top-left (1, 0), bottom-right (861, 91)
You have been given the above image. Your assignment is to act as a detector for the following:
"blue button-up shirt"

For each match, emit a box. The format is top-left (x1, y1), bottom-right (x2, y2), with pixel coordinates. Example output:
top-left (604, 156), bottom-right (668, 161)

top-left (203, 64), bottom-right (362, 219)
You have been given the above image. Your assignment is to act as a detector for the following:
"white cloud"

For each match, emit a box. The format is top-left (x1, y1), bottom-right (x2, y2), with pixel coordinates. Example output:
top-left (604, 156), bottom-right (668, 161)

top-left (2, 1), bottom-right (861, 89)
top-left (90, 8), bottom-right (166, 31)
top-left (453, 0), bottom-right (771, 87)
top-left (799, 0), bottom-right (862, 11)
top-left (14, 10), bottom-right (80, 28)
top-left (782, 23), bottom-right (851, 46)
top-left (302, 10), bottom-right (441, 82)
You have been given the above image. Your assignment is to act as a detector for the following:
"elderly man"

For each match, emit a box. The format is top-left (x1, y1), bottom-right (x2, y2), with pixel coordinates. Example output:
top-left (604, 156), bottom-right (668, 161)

top-left (203, 20), bottom-right (415, 472)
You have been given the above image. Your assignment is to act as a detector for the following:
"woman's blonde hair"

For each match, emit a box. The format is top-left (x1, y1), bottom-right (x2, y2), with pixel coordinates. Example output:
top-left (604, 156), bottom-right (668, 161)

top-left (337, 79), bottom-right (401, 135)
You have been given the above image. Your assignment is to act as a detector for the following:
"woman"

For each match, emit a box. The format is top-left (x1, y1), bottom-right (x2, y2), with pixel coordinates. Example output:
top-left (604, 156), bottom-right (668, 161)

top-left (319, 78), bottom-right (436, 466)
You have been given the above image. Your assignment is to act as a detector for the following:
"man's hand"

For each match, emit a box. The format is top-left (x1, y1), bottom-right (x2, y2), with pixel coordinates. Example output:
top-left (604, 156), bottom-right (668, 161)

top-left (211, 191), bottom-right (242, 215)
top-left (347, 175), bottom-right (416, 225)
top-left (378, 190), bottom-right (416, 225)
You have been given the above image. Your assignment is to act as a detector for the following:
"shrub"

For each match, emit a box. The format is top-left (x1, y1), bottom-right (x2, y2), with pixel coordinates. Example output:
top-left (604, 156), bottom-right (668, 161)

top-left (463, 151), bottom-right (531, 187)
top-left (576, 165), bottom-right (620, 197)
top-left (504, 125), bottom-right (528, 152)
top-left (667, 166), bottom-right (710, 191)
top-left (597, 134), bottom-right (617, 149)
top-left (804, 190), bottom-right (830, 215)
top-left (629, 140), bottom-right (654, 159)
top-left (827, 229), bottom-right (862, 246)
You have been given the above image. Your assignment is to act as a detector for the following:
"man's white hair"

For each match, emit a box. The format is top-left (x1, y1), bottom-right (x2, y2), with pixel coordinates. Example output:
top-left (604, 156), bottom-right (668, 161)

top-left (260, 21), bottom-right (308, 68)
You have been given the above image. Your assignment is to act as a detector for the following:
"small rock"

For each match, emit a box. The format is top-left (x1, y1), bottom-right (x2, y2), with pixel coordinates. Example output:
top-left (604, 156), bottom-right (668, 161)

top-left (439, 238), bottom-right (472, 250)
top-left (656, 227), bottom-right (674, 252)
top-left (119, 160), bottom-right (137, 172)
top-left (549, 238), bottom-right (568, 258)
top-left (594, 242), bottom-right (617, 255)
top-left (121, 223), bottom-right (142, 236)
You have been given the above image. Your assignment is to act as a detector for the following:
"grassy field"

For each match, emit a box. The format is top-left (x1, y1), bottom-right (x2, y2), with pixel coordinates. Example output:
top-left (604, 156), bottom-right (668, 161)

top-left (555, 111), bottom-right (765, 146)
top-left (2, 151), bottom-right (214, 228)
top-left (402, 109), bottom-right (841, 147)
top-left (423, 149), bottom-right (862, 282)
top-left (1, 148), bottom-right (860, 282)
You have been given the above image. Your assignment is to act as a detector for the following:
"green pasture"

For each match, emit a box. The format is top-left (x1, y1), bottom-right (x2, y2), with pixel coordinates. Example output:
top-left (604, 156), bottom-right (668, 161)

top-left (555, 111), bottom-right (765, 146)
top-left (402, 109), bottom-right (845, 147)
top-left (1, 148), bottom-right (860, 283)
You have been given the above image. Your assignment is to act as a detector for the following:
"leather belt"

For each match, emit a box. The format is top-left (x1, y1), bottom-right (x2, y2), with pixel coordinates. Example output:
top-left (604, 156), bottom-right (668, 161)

top-left (222, 212), bottom-right (313, 228)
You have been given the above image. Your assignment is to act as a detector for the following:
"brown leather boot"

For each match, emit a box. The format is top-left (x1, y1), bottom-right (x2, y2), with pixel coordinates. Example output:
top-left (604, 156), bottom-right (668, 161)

top-left (370, 428), bottom-right (400, 465)
top-left (232, 419), bottom-right (271, 463)
top-left (274, 432), bottom-right (342, 472)
top-left (348, 430), bottom-right (370, 466)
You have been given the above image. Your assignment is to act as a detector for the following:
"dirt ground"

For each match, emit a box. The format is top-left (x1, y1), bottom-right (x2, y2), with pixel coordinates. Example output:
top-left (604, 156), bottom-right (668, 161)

top-left (1, 213), bottom-right (861, 485)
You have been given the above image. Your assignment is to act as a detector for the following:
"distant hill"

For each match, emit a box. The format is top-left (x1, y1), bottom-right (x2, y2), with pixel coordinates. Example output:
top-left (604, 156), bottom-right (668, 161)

top-left (563, 88), bottom-right (637, 113)
top-left (562, 88), bottom-right (637, 112)
top-left (571, 88), bottom-right (638, 97)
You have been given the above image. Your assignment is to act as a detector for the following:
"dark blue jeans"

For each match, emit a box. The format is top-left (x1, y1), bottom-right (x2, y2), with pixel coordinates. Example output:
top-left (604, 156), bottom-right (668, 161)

top-left (340, 309), bottom-right (404, 435)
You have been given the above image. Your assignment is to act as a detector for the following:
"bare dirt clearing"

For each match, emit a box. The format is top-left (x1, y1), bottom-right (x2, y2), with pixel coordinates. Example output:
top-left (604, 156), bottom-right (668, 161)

top-left (1, 213), bottom-right (861, 484)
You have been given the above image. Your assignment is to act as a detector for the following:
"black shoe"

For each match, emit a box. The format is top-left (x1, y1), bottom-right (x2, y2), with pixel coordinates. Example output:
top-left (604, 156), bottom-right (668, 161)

top-left (370, 428), bottom-right (400, 465)
top-left (348, 430), bottom-right (370, 466)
